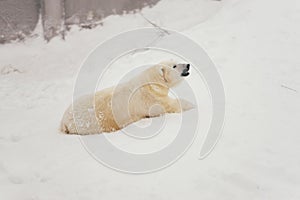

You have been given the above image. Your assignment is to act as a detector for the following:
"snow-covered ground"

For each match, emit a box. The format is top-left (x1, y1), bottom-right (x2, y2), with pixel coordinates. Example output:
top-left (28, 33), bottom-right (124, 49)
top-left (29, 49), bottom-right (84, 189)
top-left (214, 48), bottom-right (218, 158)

top-left (1, 0), bottom-right (300, 199)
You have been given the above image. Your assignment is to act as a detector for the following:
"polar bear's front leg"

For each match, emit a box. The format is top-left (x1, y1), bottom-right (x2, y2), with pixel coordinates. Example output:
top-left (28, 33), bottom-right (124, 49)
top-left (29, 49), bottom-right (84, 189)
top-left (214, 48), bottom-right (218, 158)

top-left (166, 98), bottom-right (195, 113)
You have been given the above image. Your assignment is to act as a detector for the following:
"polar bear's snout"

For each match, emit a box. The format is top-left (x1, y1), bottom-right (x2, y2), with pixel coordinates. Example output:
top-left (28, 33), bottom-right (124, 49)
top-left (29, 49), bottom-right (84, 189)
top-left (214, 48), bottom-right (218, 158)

top-left (173, 63), bottom-right (190, 77)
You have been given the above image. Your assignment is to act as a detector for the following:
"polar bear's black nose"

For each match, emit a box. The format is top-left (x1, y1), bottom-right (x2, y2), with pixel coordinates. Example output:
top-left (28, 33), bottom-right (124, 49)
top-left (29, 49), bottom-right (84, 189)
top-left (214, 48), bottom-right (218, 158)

top-left (186, 64), bottom-right (190, 70)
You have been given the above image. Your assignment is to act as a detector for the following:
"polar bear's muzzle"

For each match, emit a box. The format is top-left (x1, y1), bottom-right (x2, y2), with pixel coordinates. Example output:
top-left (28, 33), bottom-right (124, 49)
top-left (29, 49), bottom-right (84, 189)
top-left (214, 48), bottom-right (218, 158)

top-left (173, 63), bottom-right (190, 77)
top-left (180, 63), bottom-right (190, 77)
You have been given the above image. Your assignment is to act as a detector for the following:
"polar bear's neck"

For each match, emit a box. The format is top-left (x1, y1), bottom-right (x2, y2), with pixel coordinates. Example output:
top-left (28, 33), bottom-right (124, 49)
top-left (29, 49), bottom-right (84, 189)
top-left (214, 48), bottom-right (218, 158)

top-left (125, 75), bottom-right (168, 97)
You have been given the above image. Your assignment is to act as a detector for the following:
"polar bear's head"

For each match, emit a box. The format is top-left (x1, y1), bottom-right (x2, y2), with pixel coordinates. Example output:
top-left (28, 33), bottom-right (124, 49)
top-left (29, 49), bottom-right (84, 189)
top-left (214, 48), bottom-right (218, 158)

top-left (155, 61), bottom-right (190, 88)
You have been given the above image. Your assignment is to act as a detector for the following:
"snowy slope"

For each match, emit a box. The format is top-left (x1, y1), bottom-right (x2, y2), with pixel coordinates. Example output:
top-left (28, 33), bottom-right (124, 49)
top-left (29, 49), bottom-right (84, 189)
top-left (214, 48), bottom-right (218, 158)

top-left (1, 0), bottom-right (300, 199)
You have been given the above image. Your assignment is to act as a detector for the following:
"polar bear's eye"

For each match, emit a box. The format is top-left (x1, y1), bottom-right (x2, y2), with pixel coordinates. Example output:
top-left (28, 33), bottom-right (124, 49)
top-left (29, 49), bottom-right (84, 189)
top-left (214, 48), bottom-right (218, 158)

top-left (173, 65), bottom-right (176, 68)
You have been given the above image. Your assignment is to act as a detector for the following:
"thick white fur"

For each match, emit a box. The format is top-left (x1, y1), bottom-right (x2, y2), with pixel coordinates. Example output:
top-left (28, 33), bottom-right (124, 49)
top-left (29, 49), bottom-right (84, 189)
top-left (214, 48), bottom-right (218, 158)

top-left (60, 61), bottom-right (194, 135)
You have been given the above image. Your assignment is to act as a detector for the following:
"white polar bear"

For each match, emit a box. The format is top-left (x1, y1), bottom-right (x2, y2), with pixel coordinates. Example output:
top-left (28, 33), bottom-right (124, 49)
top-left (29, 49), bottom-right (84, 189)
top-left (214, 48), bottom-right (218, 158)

top-left (61, 61), bottom-right (195, 135)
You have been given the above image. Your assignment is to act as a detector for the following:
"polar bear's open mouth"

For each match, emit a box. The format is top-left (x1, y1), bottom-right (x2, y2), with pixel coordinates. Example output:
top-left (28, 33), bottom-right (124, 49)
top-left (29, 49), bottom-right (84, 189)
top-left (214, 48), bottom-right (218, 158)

top-left (181, 64), bottom-right (190, 77)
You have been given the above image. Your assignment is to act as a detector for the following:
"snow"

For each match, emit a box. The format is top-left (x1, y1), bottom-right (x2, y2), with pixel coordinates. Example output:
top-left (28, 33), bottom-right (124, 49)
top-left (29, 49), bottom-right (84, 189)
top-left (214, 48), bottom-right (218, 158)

top-left (1, 0), bottom-right (300, 199)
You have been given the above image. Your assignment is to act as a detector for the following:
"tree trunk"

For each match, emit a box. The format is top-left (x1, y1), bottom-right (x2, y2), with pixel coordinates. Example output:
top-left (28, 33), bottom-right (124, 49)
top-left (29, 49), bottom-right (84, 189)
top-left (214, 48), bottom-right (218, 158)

top-left (41, 0), bottom-right (64, 41)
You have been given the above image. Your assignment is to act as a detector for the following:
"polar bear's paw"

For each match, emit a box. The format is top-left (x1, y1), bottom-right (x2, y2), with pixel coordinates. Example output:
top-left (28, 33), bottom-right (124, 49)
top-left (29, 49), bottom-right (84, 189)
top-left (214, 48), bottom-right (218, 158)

top-left (179, 99), bottom-right (196, 111)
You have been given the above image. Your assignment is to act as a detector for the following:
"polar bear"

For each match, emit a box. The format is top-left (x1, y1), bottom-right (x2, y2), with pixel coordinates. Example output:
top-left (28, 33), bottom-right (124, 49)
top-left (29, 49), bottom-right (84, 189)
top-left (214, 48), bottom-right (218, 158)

top-left (61, 61), bottom-right (195, 135)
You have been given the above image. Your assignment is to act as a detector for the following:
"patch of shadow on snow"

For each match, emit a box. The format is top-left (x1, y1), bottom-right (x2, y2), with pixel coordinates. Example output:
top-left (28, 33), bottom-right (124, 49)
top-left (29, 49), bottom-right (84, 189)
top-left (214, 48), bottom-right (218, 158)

top-left (0, 65), bottom-right (23, 75)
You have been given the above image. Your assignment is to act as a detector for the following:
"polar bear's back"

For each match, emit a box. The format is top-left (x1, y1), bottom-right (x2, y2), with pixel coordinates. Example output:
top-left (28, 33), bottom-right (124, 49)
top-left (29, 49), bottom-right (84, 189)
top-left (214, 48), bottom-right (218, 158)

top-left (61, 87), bottom-right (120, 134)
